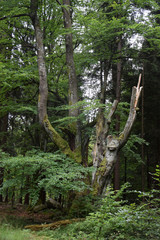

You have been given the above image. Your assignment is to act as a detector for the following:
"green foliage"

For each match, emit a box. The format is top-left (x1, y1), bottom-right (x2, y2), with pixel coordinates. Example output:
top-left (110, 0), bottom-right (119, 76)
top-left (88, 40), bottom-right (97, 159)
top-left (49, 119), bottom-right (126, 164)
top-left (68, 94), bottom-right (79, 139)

top-left (0, 224), bottom-right (34, 240)
top-left (0, 0), bottom-right (159, 208)
top-left (153, 165), bottom-right (160, 186)
top-left (122, 134), bottom-right (148, 162)
top-left (68, 194), bottom-right (100, 218)
top-left (41, 184), bottom-right (160, 240)
top-left (0, 151), bottom-right (92, 205)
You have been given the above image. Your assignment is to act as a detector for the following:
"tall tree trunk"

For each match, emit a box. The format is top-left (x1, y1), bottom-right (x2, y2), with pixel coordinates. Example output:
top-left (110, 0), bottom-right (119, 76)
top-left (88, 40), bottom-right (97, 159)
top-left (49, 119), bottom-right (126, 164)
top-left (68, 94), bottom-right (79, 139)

top-left (62, 0), bottom-right (80, 150)
top-left (30, 0), bottom-right (48, 126)
top-left (141, 66), bottom-right (145, 192)
top-left (92, 59), bottom-right (112, 193)
top-left (114, 36), bottom-right (122, 191)
top-left (0, 114), bottom-right (8, 202)
top-left (92, 76), bottom-right (142, 195)
top-left (30, 0), bottom-right (81, 162)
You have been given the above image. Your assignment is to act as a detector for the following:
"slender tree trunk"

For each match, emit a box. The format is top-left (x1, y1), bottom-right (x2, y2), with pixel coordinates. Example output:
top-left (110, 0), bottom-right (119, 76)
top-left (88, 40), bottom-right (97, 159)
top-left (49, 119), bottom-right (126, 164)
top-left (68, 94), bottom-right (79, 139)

top-left (62, 0), bottom-right (80, 150)
top-left (24, 176), bottom-right (30, 205)
top-left (141, 67), bottom-right (145, 192)
top-left (39, 188), bottom-right (46, 205)
top-left (30, 0), bottom-right (81, 163)
top-left (62, 2), bottom-right (81, 206)
top-left (30, 0), bottom-right (48, 126)
top-left (0, 114), bottom-right (8, 202)
top-left (24, 193), bottom-right (30, 205)
top-left (114, 36), bottom-right (122, 191)
top-left (0, 170), bottom-right (3, 202)
top-left (4, 189), bottom-right (8, 203)
top-left (11, 187), bottom-right (15, 208)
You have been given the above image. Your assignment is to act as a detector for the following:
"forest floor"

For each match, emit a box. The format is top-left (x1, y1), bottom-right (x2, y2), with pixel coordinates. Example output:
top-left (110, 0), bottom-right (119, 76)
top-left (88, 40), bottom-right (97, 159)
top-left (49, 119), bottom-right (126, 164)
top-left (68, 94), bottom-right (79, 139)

top-left (0, 203), bottom-right (61, 239)
top-left (0, 203), bottom-right (56, 226)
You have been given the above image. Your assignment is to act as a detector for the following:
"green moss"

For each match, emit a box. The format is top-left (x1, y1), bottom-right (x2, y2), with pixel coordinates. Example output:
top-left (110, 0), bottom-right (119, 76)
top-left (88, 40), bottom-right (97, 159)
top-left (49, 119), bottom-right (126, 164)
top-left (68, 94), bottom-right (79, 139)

top-left (118, 133), bottom-right (124, 140)
top-left (68, 122), bottom-right (77, 135)
top-left (99, 157), bottom-right (107, 176)
top-left (43, 115), bottom-right (73, 154)
top-left (43, 115), bottom-right (81, 163)
top-left (96, 114), bottom-right (104, 136)
top-left (92, 182), bottom-right (99, 195)
top-left (92, 157), bottom-right (108, 195)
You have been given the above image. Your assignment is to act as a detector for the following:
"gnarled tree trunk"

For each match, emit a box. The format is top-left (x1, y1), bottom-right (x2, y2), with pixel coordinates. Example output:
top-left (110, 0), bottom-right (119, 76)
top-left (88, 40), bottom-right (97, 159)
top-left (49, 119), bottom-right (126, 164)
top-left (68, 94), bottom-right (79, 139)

top-left (92, 75), bottom-right (142, 195)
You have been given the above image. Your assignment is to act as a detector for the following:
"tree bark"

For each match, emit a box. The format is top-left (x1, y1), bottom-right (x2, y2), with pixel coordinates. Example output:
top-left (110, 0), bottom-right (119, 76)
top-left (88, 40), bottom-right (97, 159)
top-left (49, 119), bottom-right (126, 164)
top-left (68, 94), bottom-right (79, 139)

top-left (62, 0), bottom-right (80, 150)
top-left (92, 75), bottom-right (142, 195)
top-left (30, 0), bottom-right (81, 162)
top-left (114, 36), bottom-right (122, 191)
top-left (0, 114), bottom-right (8, 202)
top-left (141, 67), bottom-right (145, 192)
top-left (30, 0), bottom-right (48, 126)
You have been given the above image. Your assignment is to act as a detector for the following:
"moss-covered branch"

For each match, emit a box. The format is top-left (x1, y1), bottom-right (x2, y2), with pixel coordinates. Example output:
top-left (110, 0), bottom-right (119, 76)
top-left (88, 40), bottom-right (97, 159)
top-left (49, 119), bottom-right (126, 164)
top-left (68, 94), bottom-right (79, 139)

top-left (43, 115), bottom-right (81, 163)
top-left (25, 218), bottom-right (84, 231)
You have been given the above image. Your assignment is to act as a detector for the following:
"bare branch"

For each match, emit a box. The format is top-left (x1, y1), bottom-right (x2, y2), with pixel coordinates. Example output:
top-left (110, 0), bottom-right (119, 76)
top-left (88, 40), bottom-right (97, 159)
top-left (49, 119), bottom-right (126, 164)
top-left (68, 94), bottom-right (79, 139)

top-left (134, 74), bottom-right (143, 108)
top-left (55, 0), bottom-right (62, 5)
top-left (0, 14), bottom-right (29, 21)
top-left (119, 74), bottom-right (143, 149)
top-left (107, 100), bottom-right (119, 124)
top-left (103, 100), bottom-right (119, 138)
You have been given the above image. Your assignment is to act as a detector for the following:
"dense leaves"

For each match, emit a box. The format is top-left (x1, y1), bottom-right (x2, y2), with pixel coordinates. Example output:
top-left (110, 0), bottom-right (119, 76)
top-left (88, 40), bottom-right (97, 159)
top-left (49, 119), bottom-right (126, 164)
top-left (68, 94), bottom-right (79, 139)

top-left (0, 151), bottom-right (92, 205)
top-left (0, 3), bottom-right (160, 239)
top-left (38, 185), bottom-right (160, 240)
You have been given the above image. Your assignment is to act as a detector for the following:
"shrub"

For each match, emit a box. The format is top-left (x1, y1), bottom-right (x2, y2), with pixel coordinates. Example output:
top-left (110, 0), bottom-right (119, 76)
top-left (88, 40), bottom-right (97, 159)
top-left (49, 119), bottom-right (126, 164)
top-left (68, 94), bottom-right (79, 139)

top-left (0, 151), bottom-right (92, 206)
top-left (42, 184), bottom-right (160, 240)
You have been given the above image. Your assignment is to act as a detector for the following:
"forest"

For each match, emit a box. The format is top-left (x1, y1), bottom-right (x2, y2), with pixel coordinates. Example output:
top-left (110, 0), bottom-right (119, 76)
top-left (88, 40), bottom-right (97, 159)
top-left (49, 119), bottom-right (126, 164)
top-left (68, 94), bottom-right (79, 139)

top-left (0, 0), bottom-right (160, 239)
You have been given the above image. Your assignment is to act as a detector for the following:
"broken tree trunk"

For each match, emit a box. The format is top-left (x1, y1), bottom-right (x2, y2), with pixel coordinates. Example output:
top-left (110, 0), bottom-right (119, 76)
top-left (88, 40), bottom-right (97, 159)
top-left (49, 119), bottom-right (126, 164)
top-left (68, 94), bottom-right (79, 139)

top-left (25, 218), bottom-right (84, 231)
top-left (92, 75), bottom-right (142, 195)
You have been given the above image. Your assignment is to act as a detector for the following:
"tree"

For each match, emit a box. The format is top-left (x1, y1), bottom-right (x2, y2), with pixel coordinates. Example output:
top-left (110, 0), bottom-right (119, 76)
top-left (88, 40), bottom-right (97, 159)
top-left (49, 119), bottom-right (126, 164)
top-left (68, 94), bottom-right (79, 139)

top-left (92, 75), bottom-right (142, 195)
top-left (62, 0), bottom-right (80, 150)
top-left (0, 0), bottom-right (144, 198)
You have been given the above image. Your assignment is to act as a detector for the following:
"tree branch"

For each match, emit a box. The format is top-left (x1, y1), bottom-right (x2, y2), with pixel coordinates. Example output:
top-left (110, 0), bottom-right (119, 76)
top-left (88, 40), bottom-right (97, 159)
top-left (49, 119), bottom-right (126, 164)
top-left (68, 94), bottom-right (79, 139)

top-left (107, 100), bottom-right (119, 124)
top-left (0, 14), bottom-right (29, 21)
top-left (119, 74), bottom-right (143, 149)
top-left (103, 100), bottom-right (118, 138)
top-left (55, 0), bottom-right (62, 5)
top-left (43, 115), bottom-right (81, 163)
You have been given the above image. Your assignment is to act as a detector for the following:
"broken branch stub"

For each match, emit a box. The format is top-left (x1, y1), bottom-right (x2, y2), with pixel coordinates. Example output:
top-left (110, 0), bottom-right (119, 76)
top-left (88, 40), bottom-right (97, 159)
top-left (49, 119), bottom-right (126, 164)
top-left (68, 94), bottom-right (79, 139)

top-left (119, 74), bottom-right (143, 149)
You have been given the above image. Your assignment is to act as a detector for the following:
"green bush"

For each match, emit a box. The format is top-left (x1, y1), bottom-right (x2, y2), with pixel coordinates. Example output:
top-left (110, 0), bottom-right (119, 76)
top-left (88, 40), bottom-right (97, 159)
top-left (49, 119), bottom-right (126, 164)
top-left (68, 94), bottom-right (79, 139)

top-left (0, 151), bottom-right (92, 206)
top-left (40, 184), bottom-right (160, 240)
top-left (153, 165), bottom-right (160, 187)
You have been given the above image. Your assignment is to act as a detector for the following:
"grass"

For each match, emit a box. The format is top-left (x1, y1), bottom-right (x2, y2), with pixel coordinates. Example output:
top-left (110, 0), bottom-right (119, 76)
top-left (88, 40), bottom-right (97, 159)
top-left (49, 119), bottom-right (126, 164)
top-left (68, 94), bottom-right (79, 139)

top-left (0, 224), bottom-right (50, 240)
top-left (0, 216), bottom-right (49, 240)
top-left (0, 224), bottom-right (32, 240)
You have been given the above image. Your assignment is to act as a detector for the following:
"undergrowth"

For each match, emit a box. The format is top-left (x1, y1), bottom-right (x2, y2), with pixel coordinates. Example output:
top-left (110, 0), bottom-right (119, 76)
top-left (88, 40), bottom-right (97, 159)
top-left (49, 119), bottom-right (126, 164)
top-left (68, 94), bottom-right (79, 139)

top-left (0, 184), bottom-right (160, 240)
top-left (0, 224), bottom-right (33, 240)
top-left (37, 184), bottom-right (160, 240)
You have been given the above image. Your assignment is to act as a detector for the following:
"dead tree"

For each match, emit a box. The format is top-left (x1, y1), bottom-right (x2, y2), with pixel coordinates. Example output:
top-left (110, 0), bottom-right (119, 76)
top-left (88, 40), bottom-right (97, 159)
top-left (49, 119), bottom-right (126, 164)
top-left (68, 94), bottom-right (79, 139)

top-left (92, 75), bottom-right (143, 195)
